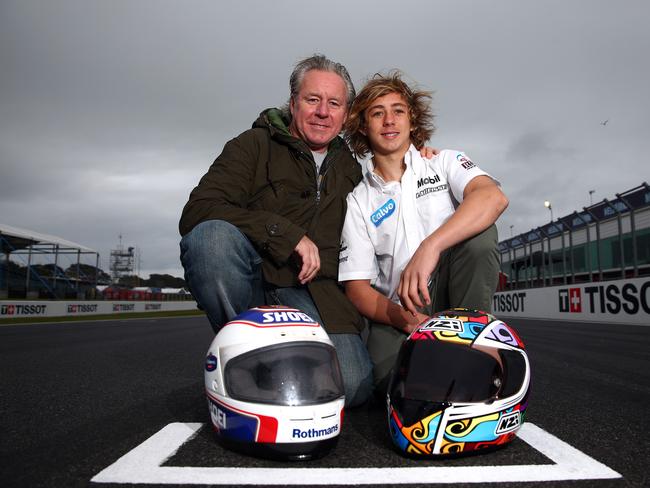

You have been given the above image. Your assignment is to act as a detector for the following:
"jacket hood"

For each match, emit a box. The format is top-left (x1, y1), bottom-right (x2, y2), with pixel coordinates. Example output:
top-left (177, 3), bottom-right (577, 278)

top-left (253, 108), bottom-right (291, 135)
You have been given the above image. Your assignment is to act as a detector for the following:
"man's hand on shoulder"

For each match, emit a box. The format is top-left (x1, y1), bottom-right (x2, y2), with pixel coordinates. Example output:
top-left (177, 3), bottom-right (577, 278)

top-left (293, 235), bottom-right (321, 284)
top-left (419, 146), bottom-right (439, 159)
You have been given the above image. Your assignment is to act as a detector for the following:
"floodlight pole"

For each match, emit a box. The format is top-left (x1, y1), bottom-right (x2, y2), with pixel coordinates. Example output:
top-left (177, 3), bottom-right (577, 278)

top-left (544, 200), bottom-right (554, 222)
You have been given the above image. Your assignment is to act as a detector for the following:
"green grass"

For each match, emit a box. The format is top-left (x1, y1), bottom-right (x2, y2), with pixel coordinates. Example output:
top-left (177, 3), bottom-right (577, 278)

top-left (0, 308), bottom-right (206, 325)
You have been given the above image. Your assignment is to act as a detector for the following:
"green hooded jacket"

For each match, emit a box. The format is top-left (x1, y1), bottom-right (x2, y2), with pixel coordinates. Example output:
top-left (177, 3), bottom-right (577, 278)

top-left (179, 109), bottom-right (364, 333)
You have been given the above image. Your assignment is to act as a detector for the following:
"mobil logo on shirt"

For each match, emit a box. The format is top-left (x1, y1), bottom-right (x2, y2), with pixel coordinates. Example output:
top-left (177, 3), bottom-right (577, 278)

top-left (370, 198), bottom-right (396, 227)
top-left (416, 174), bottom-right (440, 188)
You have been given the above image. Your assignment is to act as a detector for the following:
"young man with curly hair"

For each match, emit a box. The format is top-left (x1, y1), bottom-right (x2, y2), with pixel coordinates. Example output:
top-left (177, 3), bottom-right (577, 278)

top-left (339, 72), bottom-right (509, 392)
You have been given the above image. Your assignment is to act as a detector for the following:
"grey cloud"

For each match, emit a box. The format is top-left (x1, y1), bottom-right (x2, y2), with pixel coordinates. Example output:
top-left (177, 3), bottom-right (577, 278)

top-left (2, 0), bottom-right (649, 277)
top-left (505, 131), bottom-right (576, 164)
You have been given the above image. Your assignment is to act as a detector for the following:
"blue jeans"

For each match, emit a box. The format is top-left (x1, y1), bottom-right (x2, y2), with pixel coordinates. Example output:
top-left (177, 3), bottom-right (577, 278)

top-left (180, 220), bottom-right (373, 407)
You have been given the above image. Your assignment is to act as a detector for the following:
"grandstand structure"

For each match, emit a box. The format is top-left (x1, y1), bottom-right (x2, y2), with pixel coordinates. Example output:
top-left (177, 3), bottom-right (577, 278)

top-left (0, 224), bottom-right (100, 299)
top-left (499, 183), bottom-right (650, 289)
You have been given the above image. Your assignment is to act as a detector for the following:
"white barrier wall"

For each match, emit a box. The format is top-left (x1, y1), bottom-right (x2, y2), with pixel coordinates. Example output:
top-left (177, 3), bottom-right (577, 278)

top-left (0, 300), bottom-right (199, 319)
top-left (492, 277), bottom-right (650, 326)
top-left (4, 278), bottom-right (648, 325)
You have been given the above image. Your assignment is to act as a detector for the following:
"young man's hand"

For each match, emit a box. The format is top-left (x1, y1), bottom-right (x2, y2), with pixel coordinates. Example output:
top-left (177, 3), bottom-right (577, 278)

top-left (293, 235), bottom-right (320, 284)
top-left (402, 311), bottom-right (431, 334)
top-left (397, 239), bottom-right (441, 316)
top-left (345, 280), bottom-right (429, 333)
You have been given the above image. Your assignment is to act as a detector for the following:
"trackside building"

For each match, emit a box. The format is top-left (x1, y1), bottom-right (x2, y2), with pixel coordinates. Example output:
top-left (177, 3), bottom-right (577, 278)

top-left (493, 183), bottom-right (650, 325)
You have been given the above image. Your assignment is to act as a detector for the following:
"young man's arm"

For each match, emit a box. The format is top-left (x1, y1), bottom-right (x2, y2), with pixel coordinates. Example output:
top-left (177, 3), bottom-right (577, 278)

top-left (398, 175), bottom-right (508, 315)
top-left (344, 280), bottom-right (429, 334)
top-left (340, 193), bottom-right (427, 333)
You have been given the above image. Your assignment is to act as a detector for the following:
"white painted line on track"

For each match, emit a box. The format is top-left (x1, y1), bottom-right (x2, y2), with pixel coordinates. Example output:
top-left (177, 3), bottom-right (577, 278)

top-left (91, 422), bottom-right (621, 485)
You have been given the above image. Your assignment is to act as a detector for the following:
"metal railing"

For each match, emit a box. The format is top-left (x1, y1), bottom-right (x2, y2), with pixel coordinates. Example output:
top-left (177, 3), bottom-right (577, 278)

top-left (499, 183), bottom-right (650, 290)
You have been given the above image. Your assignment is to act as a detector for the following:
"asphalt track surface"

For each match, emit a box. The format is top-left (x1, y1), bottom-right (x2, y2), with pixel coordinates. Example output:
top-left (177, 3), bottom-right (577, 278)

top-left (1, 314), bottom-right (648, 487)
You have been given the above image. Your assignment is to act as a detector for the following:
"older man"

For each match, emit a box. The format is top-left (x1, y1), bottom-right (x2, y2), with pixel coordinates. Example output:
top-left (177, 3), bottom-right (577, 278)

top-left (179, 54), bottom-right (373, 407)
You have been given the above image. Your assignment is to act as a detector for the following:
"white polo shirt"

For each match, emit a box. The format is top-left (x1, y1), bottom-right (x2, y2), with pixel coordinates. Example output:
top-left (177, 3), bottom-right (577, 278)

top-left (338, 145), bottom-right (493, 304)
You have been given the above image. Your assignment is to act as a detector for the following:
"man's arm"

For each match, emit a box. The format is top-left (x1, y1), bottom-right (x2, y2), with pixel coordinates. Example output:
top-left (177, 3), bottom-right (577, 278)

top-left (345, 280), bottom-right (429, 334)
top-left (179, 130), bottom-right (307, 267)
top-left (398, 175), bottom-right (508, 314)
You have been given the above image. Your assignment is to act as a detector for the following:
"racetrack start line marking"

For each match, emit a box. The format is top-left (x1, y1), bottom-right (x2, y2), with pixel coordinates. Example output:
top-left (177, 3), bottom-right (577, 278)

top-left (91, 422), bottom-right (621, 485)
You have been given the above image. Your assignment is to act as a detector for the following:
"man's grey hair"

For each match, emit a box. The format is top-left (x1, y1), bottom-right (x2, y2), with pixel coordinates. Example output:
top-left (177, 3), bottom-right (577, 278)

top-left (282, 54), bottom-right (356, 116)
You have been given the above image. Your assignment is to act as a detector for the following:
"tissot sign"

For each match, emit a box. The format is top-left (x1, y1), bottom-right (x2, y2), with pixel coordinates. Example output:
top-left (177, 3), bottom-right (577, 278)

top-left (1, 304), bottom-right (48, 316)
top-left (0, 300), bottom-right (197, 320)
top-left (493, 277), bottom-right (650, 325)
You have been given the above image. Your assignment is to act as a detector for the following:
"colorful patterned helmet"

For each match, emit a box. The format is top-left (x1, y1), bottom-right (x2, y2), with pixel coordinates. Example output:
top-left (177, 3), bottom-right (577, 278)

top-left (204, 306), bottom-right (345, 461)
top-left (387, 308), bottom-right (530, 456)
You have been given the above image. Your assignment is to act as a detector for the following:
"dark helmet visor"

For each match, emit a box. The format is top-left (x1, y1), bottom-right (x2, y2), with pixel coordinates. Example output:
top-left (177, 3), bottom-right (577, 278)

top-left (225, 341), bottom-right (344, 406)
top-left (390, 339), bottom-right (521, 404)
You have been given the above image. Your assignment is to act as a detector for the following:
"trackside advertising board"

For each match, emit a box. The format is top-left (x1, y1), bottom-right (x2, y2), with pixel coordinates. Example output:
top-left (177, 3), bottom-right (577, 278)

top-left (0, 300), bottom-right (198, 319)
top-left (493, 277), bottom-right (650, 325)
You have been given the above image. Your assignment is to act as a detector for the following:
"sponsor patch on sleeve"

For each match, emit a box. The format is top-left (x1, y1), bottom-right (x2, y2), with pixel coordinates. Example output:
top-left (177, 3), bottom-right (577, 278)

top-left (456, 153), bottom-right (476, 170)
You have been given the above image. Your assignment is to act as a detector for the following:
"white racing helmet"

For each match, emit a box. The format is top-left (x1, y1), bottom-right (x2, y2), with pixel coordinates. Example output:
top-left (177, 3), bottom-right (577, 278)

top-left (204, 306), bottom-right (345, 460)
top-left (387, 308), bottom-right (531, 456)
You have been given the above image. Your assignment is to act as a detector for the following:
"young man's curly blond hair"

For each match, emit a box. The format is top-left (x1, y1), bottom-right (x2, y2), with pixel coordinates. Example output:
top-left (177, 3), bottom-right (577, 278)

top-left (344, 71), bottom-right (435, 159)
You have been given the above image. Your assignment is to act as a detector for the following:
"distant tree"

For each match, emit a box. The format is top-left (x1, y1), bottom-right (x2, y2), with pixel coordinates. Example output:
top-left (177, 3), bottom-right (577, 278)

top-left (143, 274), bottom-right (186, 288)
top-left (31, 263), bottom-right (66, 278)
top-left (3, 260), bottom-right (26, 283)
top-left (117, 275), bottom-right (141, 288)
top-left (64, 263), bottom-right (111, 284)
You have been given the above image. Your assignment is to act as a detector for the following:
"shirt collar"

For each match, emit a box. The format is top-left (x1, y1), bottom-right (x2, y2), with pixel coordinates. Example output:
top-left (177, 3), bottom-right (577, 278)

top-left (365, 158), bottom-right (388, 188)
top-left (405, 144), bottom-right (425, 175)
top-left (365, 144), bottom-right (421, 188)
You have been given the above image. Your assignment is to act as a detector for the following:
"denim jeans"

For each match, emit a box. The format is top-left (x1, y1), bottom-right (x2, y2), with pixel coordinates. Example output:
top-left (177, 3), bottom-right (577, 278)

top-left (268, 286), bottom-right (373, 408)
top-left (180, 219), bottom-right (373, 407)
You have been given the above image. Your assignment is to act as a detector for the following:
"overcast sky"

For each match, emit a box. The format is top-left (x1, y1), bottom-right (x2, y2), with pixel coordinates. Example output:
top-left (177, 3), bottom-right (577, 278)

top-left (2, 0), bottom-right (649, 278)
